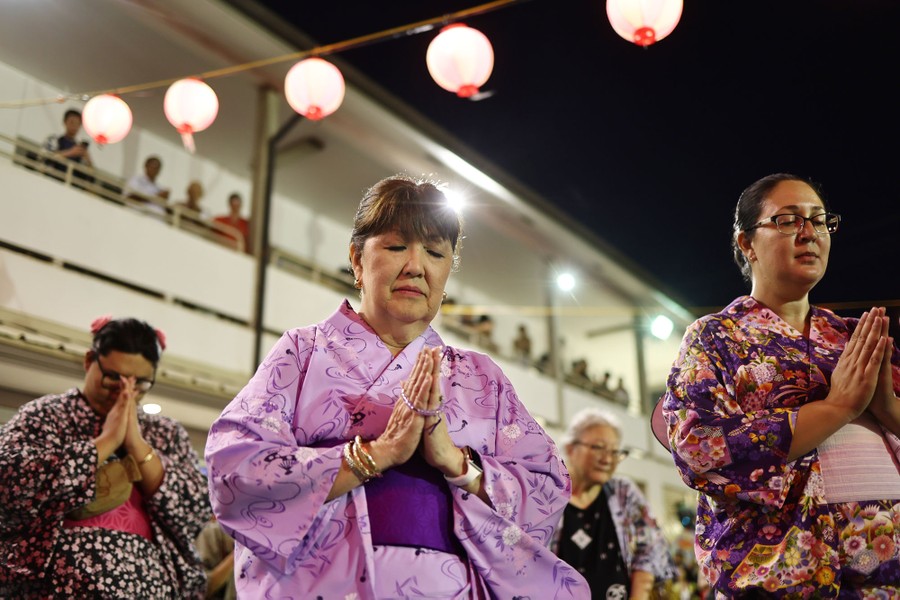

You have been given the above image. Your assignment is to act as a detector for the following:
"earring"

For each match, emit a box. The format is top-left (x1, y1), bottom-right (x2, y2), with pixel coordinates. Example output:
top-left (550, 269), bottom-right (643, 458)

top-left (442, 291), bottom-right (448, 301)
top-left (354, 278), bottom-right (362, 290)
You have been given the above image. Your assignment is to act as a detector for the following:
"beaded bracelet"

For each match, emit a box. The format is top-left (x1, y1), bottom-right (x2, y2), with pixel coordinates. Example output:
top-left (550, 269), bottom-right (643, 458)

top-left (400, 388), bottom-right (444, 417)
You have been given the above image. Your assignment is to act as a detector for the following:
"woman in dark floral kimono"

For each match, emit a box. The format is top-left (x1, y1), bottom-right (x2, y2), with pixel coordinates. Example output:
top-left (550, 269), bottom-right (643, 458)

top-left (0, 317), bottom-right (210, 598)
top-left (661, 173), bottom-right (900, 597)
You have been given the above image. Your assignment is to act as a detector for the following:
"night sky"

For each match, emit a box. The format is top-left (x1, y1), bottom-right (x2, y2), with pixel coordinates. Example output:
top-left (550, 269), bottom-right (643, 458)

top-left (252, 0), bottom-right (899, 314)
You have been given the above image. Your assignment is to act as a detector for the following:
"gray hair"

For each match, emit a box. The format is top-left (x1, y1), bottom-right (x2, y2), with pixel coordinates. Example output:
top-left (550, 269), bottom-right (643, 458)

top-left (560, 407), bottom-right (622, 449)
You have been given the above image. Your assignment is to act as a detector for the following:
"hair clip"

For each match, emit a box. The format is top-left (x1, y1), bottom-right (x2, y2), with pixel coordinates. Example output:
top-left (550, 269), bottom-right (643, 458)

top-left (90, 315), bottom-right (113, 335)
top-left (154, 328), bottom-right (167, 351)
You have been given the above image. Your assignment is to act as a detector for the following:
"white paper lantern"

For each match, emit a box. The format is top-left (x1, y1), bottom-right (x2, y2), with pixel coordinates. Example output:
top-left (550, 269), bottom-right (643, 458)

top-left (82, 94), bottom-right (133, 145)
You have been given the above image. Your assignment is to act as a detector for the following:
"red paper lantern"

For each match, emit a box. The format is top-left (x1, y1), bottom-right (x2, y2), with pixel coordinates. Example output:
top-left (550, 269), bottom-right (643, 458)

top-left (81, 94), bottom-right (132, 145)
top-left (284, 58), bottom-right (345, 120)
top-left (606, 0), bottom-right (683, 47)
top-left (164, 78), bottom-right (219, 153)
top-left (426, 23), bottom-right (494, 98)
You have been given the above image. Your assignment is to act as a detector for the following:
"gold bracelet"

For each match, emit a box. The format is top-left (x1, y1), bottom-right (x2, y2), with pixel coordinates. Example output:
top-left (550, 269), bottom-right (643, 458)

top-left (353, 435), bottom-right (381, 477)
top-left (343, 440), bottom-right (371, 482)
top-left (138, 447), bottom-right (155, 465)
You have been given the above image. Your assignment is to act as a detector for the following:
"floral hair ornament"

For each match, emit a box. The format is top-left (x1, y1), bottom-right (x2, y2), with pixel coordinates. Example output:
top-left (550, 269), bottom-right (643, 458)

top-left (90, 315), bottom-right (113, 335)
top-left (154, 328), bottom-right (167, 351)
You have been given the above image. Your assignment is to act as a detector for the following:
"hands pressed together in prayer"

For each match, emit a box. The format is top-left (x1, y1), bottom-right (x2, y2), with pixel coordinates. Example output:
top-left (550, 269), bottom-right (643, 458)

top-left (791, 307), bottom-right (898, 460)
top-left (828, 307), bottom-right (896, 422)
top-left (373, 347), bottom-right (479, 484)
top-left (94, 377), bottom-right (163, 494)
top-left (329, 346), bottom-right (490, 502)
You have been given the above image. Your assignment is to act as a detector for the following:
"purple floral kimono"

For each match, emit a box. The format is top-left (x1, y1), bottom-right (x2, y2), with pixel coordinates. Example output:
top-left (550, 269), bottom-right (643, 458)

top-left (662, 296), bottom-right (900, 598)
top-left (205, 300), bottom-right (589, 599)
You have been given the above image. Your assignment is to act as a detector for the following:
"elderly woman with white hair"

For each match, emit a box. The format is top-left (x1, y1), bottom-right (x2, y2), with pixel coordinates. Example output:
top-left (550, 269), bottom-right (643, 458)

top-left (554, 408), bottom-right (676, 600)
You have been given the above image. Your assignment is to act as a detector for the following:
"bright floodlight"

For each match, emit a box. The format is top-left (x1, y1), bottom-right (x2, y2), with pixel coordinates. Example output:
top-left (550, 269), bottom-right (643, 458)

top-left (142, 403), bottom-right (162, 415)
top-left (443, 188), bottom-right (465, 213)
top-left (556, 272), bottom-right (576, 291)
top-left (650, 315), bottom-right (674, 340)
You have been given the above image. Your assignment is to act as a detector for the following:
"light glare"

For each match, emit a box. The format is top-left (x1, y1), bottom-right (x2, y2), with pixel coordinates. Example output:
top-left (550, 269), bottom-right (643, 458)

top-left (556, 273), bottom-right (576, 291)
top-left (650, 315), bottom-right (674, 340)
top-left (142, 403), bottom-right (162, 415)
top-left (443, 188), bottom-right (465, 213)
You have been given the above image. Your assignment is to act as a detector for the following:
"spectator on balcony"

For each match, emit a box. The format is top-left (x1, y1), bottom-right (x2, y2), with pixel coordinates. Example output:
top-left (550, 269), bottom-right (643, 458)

top-left (612, 376), bottom-right (630, 406)
top-left (0, 316), bottom-right (211, 598)
top-left (173, 180), bottom-right (210, 221)
top-left (43, 109), bottom-right (93, 182)
top-left (567, 358), bottom-right (594, 390)
top-left (596, 370), bottom-right (611, 394)
top-left (512, 323), bottom-right (532, 365)
top-left (206, 174), bottom-right (588, 599)
top-left (212, 192), bottom-right (250, 252)
top-left (124, 155), bottom-right (170, 218)
top-left (555, 408), bottom-right (676, 599)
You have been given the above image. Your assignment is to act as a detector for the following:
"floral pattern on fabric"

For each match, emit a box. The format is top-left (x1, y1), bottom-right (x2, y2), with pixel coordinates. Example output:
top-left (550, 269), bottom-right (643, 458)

top-left (662, 296), bottom-right (900, 598)
top-left (205, 300), bottom-right (590, 599)
top-left (0, 389), bottom-right (211, 598)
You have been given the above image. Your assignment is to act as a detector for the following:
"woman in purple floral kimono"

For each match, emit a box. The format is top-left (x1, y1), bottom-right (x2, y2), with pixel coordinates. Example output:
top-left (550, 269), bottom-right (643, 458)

top-left (205, 175), bottom-right (590, 599)
top-left (661, 173), bottom-right (900, 597)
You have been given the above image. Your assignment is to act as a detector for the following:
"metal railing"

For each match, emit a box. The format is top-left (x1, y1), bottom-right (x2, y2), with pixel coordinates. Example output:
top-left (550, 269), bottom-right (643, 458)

top-left (5, 134), bottom-right (246, 253)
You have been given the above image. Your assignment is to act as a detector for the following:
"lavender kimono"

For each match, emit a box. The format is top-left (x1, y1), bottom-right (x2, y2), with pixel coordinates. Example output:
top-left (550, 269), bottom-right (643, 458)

top-left (662, 296), bottom-right (900, 597)
top-left (206, 301), bottom-right (589, 599)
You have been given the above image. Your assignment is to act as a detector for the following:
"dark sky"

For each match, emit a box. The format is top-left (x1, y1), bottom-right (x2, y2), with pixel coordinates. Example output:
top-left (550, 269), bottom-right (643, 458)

top-left (252, 0), bottom-right (899, 314)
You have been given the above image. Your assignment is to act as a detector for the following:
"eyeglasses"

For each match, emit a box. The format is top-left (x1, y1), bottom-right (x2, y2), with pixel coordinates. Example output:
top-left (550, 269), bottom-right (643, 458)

top-left (95, 355), bottom-right (155, 392)
top-left (572, 441), bottom-right (629, 460)
top-left (747, 212), bottom-right (841, 235)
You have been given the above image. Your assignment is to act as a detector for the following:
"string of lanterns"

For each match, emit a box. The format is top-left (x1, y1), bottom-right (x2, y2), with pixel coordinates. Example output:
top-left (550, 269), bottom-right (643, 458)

top-left (74, 0), bottom-right (682, 153)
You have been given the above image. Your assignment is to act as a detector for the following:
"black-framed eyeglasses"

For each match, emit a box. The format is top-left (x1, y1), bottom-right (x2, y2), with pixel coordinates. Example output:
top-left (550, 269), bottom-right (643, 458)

top-left (746, 212), bottom-right (841, 235)
top-left (572, 441), bottom-right (629, 460)
top-left (95, 354), bottom-right (155, 392)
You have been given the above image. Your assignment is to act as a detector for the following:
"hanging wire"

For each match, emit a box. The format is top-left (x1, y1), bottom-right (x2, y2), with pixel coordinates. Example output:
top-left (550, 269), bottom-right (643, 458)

top-left (0, 0), bottom-right (529, 110)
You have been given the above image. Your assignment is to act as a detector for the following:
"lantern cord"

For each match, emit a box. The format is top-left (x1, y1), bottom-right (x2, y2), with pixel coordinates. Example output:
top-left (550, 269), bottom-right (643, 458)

top-left (0, 0), bottom-right (532, 110)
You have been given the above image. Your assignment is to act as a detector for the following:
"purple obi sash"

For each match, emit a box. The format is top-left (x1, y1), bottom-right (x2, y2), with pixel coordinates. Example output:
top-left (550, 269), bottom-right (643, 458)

top-left (365, 453), bottom-right (464, 556)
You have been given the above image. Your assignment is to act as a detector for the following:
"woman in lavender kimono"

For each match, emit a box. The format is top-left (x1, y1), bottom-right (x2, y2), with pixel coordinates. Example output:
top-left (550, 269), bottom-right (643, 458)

top-left (661, 173), bottom-right (900, 597)
top-left (205, 175), bottom-right (589, 599)
top-left (0, 316), bottom-right (211, 598)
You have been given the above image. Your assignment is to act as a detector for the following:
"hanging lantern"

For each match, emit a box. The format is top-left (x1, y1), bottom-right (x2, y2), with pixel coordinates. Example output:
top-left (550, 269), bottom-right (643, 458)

top-left (164, 78), bottom-right (219, 153)
top-left (426, 23), bottom-right (494, 98)
top-left (81, 94), bottom-right (132, 145)
top-left (284, 58), bottom-right (345, 121)
top-left (606, 0), bottom-right (683, 47)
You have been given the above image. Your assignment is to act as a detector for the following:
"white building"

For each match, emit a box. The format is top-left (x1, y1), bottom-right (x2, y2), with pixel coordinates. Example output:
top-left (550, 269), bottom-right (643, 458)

top-left (0, 0), bottom-right (697, 540)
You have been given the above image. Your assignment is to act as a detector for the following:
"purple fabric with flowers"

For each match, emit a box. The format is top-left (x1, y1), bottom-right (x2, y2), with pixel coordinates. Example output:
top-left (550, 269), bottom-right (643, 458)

top-left (663, 296), bottom-right (900, 598)
top-left (205, 300), bottom-right (589, 599)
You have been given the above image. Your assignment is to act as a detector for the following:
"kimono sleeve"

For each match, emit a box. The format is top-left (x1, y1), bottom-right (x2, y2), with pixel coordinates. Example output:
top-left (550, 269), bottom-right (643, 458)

top-left (613, 478), bottom-right (677, 581)
top-left (448, 357), bottom-right (587, 597)
top-left (142, 416), bottom-right (212, 551)
top-left (205, 327), bottom-right (342, 574)
top-left (468, 368), bottom-right (571, 544)
top-left (662, 317), bottom-right (800, 508)
top-left (0, 397), bottom-right (97, 532)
